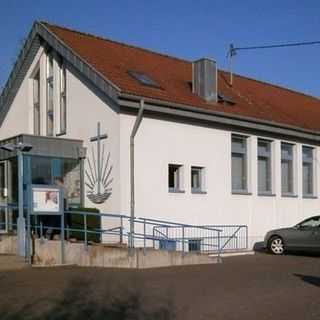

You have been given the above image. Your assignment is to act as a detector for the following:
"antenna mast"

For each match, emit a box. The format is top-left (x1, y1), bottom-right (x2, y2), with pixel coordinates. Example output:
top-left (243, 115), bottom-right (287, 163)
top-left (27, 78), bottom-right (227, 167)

top-left (227, 40), bottom-right (320, 87)
top-left (227, 44), bottom-right (236, 86)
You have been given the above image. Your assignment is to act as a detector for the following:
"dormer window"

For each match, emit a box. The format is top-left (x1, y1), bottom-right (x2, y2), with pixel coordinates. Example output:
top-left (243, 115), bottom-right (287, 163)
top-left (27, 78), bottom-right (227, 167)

top-left (46, 53), bottom-right (54, 136)
top-left (128, 70), bottom-right (161, 89)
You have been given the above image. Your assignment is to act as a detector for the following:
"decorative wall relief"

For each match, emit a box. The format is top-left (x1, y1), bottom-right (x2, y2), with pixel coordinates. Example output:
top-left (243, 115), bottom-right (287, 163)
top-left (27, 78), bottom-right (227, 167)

top-left (86, 122), bottom-right (113, 204)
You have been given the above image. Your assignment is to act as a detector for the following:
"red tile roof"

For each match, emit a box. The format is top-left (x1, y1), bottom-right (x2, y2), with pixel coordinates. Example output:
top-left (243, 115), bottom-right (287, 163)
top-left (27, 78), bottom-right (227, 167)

top-left (44, 22), bottom-right (320, 133)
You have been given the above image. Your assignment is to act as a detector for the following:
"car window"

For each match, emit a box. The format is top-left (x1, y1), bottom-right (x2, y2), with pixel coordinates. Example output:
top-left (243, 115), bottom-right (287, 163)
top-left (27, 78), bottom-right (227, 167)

top-left (299, 217), bottom-right (320, 228)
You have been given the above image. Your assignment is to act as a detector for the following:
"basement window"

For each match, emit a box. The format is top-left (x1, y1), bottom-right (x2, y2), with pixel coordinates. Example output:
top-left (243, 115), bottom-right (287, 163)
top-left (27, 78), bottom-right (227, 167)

top-left (128, 70), bottom-right (161, 89)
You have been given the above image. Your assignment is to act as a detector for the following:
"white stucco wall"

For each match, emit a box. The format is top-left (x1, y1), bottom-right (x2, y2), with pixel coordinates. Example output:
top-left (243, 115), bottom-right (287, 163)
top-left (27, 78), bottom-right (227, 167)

top-left (0, 47), bottom-right (45, 139)
top-left (62, 65), bottom-right (121, 215)
top-left (120, 113), bottom-right (320, 248)
top-left (0, 48), bottom-right (121, 218)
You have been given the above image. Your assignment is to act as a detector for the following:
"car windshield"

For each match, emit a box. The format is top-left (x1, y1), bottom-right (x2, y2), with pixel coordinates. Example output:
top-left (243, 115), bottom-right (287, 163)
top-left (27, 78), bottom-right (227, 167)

top-left (297, 216), bottom-right (320, 228)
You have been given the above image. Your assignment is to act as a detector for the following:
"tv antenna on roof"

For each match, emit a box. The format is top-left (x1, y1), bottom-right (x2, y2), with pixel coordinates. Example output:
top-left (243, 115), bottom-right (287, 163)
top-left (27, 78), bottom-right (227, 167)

top-left (227, 40), bottom-right (320, 87)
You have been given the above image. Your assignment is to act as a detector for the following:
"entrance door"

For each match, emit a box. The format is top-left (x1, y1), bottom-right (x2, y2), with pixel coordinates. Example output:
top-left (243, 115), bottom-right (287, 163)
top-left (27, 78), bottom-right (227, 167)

top-left (0, 161), bottom-right (8, 233)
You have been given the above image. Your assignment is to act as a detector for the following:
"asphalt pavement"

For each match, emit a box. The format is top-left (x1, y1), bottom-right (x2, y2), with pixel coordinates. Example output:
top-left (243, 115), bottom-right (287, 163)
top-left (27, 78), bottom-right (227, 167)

top-left (0, 252), bottom-right (319, 319)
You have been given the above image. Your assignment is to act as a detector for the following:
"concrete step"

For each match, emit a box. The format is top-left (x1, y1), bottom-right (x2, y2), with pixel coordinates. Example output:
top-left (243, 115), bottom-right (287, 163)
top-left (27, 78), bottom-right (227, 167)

top-left (0, 254), bottom-right (29, 270)
top-left (210, 249), bottom-right (255, 258)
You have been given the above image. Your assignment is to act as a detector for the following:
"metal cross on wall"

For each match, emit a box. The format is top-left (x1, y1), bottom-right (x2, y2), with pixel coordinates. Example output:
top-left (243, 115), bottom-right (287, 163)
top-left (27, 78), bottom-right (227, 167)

top-left (90, 122), bottom-right (108, 195)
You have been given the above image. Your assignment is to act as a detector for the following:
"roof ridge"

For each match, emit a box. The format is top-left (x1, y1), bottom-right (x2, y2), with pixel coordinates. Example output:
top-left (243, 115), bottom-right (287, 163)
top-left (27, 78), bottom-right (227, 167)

top-left (40, 21), bottom-right (192, 65)
top-left (219, 69), bottom-right (320, 101)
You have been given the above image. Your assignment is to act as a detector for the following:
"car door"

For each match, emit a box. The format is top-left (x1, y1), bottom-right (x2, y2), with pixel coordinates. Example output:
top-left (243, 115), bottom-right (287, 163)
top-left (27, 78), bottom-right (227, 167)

top-left (310, 225), bottom-right (320, 251)
top-left (290, 217), bottom-right (320, 251)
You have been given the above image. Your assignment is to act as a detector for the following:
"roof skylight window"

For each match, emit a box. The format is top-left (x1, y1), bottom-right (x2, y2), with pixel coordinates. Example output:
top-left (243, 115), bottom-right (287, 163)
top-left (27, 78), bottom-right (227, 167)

top-left (128, 70), bottom-right (161, 89)
top-left (218, 94), bottom-right (235, 106)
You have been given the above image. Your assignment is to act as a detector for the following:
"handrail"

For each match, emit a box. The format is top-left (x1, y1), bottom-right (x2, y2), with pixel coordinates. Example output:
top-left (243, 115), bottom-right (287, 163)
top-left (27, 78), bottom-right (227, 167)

top-left (137, 216), bottom-right (222, 232)
top-left (64, 210), bottom-right (130, 219)
top-left (0, 204), bottom-right (248, 257)
top-left (153, 228), bottom-right (169, 239)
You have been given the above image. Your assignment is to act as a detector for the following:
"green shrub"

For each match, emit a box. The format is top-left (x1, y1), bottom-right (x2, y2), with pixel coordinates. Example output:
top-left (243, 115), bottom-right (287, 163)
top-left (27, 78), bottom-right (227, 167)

top-left (67, 207), bottom-right (101, 243)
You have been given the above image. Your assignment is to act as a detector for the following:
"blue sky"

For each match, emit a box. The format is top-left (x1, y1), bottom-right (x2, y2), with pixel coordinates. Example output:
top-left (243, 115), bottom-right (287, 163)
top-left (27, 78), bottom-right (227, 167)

top-left (0, 0), bottom-right (319, 97)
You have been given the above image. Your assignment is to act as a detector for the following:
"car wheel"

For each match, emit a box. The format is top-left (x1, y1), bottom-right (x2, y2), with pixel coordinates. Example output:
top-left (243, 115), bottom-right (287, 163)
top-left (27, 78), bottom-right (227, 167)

top-left (268, 236), bottom-right (285, 255)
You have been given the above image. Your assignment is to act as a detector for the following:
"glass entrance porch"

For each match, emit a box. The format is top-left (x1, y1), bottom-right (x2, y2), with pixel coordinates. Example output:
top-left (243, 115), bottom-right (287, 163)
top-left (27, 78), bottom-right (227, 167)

top-left (25, 156), bottom-right (81, 207)
top-left (0, 134), bottom-right (84, 233)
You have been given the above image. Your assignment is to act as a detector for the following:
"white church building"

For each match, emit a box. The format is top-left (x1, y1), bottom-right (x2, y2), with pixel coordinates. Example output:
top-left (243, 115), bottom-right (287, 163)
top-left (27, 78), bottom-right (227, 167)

top-left (1, 21), bottom-right (320, 249)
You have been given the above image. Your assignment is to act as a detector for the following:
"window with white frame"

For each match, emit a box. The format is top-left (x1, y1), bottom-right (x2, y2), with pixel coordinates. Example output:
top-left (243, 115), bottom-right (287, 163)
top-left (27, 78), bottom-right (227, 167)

top-left (46, 53), bottom-right (54, 136)
top-left (231, 135), bottom-right (248, 193)
top-left (191, 166), bottom-right (205, 193)
top-left (258, 139), bottom-right (272, 194)
top-left (168, 164), bottom-right (183, 192)
top-left (33, 70), bottom-right (40, 135)
top-left (302, 146), bottom-right (314, 197)
top-left (281, 142), bottom-right (294, 195)
top-left (59, 60), bottom-right (67, 135)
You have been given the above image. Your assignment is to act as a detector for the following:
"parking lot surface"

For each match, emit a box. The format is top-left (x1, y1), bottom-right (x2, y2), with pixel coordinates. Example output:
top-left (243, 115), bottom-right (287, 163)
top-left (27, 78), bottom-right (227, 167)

top-left (0, 252), bottom-right (320, 319)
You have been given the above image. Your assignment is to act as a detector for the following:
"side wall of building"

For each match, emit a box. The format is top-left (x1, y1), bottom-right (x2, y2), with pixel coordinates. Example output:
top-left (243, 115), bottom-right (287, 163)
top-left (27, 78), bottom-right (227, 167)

top-left (120, 112), bottom-right (320, 248)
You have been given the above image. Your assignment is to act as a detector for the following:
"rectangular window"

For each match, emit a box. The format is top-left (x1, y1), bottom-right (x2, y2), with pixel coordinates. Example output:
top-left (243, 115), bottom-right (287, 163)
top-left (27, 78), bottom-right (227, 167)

top-left (59, 62), bottom-right (67, 135)
top-left (258, 139), bottom-right (272, 194)
top-left (46, 54), bottom-right (54, 136)
top-left (168, 164), bottom-right (183, 192)
top-left (191, 166), bottom-right (205, 193)
top-left (302, 146), bottom-right (314, 196)
top-left (33, 71), bottom-right (40, 135)
top-left (281, 143), bottom-right (294, 195)
top-left (232, 135), bottom-right (247, 192)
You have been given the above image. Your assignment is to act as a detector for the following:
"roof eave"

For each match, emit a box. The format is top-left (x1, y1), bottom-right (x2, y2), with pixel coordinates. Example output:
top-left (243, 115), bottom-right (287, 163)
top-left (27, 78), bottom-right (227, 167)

top-left (118, 92), bottom-right (320, 143)
top-left (38, 22), bottom-right (121, 94)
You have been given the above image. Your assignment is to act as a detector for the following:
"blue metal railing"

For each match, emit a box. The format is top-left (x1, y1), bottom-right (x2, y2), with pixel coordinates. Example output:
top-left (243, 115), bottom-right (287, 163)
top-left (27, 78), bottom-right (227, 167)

top-left (204, 225), bottom-right (248, 252)
top-left (0, 203), bottom-right (248, 259)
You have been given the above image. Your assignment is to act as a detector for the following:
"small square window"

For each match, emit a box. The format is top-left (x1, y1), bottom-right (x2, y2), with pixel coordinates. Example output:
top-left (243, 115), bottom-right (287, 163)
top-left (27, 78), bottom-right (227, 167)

top-left (168, 164), bottom-right (183, 192)
top-left (191, 166), bottom-right (205, 193)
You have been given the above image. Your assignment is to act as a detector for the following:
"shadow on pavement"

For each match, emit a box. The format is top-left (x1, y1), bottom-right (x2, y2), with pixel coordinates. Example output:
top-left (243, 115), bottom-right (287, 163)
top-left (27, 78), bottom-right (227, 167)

top-left (294, 273), bottom-right (320, 288)
top-left (253, 241), bottom-right (267, 253)
top-left (1, 276), bottom-right (176, 320)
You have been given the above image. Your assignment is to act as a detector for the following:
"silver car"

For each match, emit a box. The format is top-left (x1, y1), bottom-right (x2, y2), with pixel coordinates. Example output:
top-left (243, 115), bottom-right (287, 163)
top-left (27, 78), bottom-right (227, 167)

top-left (264, 216), bottom-right (320, 255)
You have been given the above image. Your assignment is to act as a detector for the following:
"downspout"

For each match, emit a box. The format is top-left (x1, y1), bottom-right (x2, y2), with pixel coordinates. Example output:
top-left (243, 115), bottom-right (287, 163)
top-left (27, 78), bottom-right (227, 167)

top-left (129, 99), bottom-right (144, 249)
